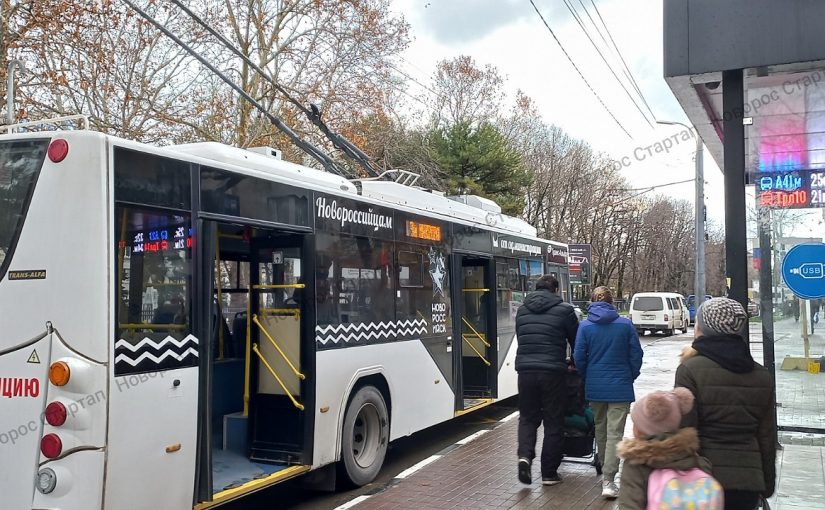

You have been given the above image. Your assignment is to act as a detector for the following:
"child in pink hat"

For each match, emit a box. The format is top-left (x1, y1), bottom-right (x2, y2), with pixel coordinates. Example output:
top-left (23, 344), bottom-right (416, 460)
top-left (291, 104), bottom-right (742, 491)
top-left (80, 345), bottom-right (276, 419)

top-left (617, 388), bottom-right (720, 508)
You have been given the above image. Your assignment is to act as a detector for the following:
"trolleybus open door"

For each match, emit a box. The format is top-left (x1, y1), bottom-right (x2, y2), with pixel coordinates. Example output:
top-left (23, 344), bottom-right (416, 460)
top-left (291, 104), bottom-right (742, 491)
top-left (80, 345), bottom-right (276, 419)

top-left (453, 255), bottom-right (498, 414)
top-left (199, 222), bottom-right (314, 505)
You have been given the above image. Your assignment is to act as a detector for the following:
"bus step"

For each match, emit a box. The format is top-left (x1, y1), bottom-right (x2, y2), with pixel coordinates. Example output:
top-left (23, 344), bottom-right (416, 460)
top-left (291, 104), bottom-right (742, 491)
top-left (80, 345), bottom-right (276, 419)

top-left (250, 444), bottom-right (301, 465)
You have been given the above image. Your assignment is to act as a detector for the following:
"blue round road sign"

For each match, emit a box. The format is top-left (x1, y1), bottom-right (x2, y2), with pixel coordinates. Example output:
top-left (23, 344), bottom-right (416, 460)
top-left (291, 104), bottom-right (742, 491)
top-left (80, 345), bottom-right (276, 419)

top-left (781, 243), bottom-right (825, 299)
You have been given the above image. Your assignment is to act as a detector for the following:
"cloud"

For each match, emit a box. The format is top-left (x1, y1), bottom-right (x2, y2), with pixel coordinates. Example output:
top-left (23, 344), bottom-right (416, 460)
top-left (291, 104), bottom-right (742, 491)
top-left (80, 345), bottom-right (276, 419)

top-left (413, 0), bottom-right (566, 45)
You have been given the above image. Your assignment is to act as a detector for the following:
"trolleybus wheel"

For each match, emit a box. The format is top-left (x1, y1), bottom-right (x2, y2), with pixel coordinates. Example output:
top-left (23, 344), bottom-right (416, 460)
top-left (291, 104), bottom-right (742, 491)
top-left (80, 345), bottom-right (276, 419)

top-left (340, 385), bottom-right (389, 486)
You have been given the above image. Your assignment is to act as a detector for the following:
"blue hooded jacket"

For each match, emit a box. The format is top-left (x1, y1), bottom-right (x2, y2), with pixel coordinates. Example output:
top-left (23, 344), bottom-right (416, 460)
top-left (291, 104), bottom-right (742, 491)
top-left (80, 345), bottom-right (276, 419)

top-left (573, 301), bottom-right (643, 402)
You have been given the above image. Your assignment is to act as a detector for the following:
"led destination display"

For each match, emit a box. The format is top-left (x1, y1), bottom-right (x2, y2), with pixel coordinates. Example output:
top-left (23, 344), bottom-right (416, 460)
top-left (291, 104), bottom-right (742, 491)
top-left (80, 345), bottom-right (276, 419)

top-left (757, 170), bottom-right (825, 209)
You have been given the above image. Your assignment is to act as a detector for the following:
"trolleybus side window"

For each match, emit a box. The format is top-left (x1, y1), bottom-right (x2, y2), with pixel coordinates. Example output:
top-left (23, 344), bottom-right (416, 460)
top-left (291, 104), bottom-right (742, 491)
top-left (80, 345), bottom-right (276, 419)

top-left (114, 207), bottom-right (195, 374)
top-left (114, 147), bottom-right (190, 209)
top-left (315, 232), bottom-right (395, 328)
top-left (0, 139), bottom-right (49, 280)
top-left (396, 243), bottom-right (452, 335)
top-left (200, 166), bottom-right (310, 226)
top-left (495, 257), bottom-right (542, 333)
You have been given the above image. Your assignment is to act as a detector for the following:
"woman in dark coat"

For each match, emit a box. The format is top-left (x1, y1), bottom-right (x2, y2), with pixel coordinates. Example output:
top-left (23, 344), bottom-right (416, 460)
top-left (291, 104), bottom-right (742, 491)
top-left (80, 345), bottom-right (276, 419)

top-left (675, 297), bottom-right (776, 510)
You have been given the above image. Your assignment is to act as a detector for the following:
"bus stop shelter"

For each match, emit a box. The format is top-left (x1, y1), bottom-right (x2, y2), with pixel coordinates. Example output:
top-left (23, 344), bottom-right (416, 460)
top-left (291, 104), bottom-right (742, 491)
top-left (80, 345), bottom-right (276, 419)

top-left (665, 0), bottom-right (825, 436)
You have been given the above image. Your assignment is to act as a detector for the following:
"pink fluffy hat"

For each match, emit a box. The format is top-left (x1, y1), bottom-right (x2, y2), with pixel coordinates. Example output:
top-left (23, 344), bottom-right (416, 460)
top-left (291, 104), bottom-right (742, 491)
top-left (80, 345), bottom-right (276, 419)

top-left (631, 387), bottom-right (695, 436)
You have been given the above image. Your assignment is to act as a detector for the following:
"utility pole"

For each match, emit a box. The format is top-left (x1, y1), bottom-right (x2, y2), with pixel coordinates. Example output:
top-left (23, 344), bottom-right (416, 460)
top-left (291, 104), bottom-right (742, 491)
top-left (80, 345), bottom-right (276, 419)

top-left (6, 59), bottom-right (24, 127)
top-left (657, 119), bottom-right (705, 302)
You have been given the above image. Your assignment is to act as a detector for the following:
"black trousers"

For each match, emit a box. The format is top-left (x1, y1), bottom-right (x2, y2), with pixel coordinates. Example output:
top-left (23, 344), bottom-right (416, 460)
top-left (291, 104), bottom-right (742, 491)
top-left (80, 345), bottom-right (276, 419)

top-left (517, 371), bottom-right (566, 476)
top-left (724, 489), bottom-right (760, 510)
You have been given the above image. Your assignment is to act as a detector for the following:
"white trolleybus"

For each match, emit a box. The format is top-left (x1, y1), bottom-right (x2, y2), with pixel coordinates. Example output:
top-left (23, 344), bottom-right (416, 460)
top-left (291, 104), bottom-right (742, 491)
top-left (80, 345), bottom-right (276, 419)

top-left (0, 123), bottom-right (571, 510)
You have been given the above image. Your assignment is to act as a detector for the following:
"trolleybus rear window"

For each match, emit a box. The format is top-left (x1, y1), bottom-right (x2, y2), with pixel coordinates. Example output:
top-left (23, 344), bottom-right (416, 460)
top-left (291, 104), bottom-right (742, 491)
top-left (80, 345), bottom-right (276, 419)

top-left (114, 207), bottom-right (195, 374)
top-left (0, 139), bottom-right (49, 281)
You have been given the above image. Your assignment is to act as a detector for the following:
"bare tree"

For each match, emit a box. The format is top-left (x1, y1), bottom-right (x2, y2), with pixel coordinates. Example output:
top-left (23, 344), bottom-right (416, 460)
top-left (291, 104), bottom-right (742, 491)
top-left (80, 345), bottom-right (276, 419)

top-left (8, 0), bottom-right (410, 166)
top-left (430, 55), bottom-right (505, 129)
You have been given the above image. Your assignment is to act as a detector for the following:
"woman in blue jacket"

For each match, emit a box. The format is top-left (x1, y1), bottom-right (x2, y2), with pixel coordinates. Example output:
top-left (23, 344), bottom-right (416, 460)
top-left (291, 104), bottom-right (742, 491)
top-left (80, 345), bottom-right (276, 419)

top-left (573, 286), bottom-right (643, 500)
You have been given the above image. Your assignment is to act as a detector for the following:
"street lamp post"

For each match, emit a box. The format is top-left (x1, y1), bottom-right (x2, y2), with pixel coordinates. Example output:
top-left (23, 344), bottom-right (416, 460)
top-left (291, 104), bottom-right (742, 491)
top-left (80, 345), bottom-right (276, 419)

top-left (657, 119), bottom-right (705, 304)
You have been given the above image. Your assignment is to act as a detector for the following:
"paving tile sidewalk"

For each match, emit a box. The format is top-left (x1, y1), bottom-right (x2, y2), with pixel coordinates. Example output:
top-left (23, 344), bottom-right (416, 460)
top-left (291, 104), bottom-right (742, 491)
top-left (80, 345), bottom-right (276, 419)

top-left (350, 333), bottom-right (825, 509)
top-left (351, 415), bottom-right (614, 510)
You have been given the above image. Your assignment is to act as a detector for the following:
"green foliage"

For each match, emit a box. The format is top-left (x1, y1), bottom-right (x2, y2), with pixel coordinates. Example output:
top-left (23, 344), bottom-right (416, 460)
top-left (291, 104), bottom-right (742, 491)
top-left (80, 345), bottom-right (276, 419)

top-left (429, 121), bottom-right (532, 215)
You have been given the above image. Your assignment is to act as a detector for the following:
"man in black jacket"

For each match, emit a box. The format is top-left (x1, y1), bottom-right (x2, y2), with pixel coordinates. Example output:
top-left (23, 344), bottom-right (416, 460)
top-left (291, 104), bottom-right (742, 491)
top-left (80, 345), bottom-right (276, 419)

top-left (514, 275), bottom-right (579, 486)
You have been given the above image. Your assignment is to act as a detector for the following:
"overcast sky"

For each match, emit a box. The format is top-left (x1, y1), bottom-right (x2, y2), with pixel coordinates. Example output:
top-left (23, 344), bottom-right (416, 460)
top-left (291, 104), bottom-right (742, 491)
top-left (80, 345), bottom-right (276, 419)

top-left (391, 0), bottom-right (729, 227)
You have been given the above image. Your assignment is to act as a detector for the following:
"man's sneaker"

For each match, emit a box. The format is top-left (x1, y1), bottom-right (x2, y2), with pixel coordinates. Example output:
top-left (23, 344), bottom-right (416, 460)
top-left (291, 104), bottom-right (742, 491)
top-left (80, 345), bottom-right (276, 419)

top-left (541, 472), bottom-right (563, 485)
top-left (601, 480), bottom-right (619, 499)
top-left (518, 458), bottom-right (532, 484)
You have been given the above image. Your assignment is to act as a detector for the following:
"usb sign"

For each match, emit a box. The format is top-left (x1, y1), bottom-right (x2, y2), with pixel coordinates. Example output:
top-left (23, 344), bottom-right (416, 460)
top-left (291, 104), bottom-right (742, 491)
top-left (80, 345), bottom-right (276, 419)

top-left (789, 263), bottom-right (824, 279)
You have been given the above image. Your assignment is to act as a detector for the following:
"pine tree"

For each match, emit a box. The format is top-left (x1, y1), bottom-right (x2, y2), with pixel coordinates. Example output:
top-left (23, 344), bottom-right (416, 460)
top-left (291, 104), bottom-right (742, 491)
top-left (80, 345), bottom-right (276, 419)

top-left (429, 121), bottom-right (532, 215)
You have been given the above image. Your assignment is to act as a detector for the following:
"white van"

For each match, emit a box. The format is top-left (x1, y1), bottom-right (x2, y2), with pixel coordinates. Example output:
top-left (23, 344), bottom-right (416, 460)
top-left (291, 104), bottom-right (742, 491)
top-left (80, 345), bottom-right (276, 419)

top-left (629, 292), bottom-right (690, 336)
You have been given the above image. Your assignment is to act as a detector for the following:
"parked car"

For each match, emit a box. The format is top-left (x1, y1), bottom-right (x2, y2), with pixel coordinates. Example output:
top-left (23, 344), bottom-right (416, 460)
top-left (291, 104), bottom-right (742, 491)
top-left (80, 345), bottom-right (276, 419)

top-left (686, 294), bottom-right (713, 324)
top-left (629, 292), bottom-right (690, 336)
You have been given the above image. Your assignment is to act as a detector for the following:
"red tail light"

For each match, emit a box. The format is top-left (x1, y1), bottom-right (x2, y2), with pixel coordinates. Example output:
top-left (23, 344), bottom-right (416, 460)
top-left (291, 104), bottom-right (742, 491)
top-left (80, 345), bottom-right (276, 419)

top-left (47, 139), bottom-right (69, 163)
top-left (40, 433), bottom-right (63, 459)
top-left (45, 402), bottom-right (68, 427)
top-left (664, 314), bottom-right (670, 321)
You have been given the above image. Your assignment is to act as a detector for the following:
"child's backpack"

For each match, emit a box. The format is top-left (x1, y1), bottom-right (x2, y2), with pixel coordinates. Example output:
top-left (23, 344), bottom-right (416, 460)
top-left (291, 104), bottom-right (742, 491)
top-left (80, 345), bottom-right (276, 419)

top-left (646, 467), bottom-right (723, 510)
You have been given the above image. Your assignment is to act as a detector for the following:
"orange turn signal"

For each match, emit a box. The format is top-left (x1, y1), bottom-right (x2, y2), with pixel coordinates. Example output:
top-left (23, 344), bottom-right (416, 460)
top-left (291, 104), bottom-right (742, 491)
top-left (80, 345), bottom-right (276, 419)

top-left (49, 361), bottom-right (71, 386)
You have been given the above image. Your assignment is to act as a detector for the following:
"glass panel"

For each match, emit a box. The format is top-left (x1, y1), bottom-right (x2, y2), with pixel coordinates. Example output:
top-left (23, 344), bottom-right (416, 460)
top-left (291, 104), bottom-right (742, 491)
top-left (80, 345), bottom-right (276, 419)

top-left (496, 258), bottom-right (526, 336)
top-left (461, 263), bottom-right (489, 350)
top-left (751, 205), bottom-right (825, 435)
top-left (255, 245), bottom-right (303, 396)
top-left (0, 139), bottom-right (48, 278)
top-left (316, 233), bottom-right (394, 328)
top-left (398, 251), bottom-right (424, 288)
top-left (114, 148), bottom-right (190, 210)
top-left (216, 259), bottom-right (250, 359)
top-left (396, 244), bottom-right (452, 339)
top-left (201, 167), bottom-right (309, 226)
top-left (633, 297), bottom-right (664, 311)
top-left (114, 207), bottom-right (194, 374)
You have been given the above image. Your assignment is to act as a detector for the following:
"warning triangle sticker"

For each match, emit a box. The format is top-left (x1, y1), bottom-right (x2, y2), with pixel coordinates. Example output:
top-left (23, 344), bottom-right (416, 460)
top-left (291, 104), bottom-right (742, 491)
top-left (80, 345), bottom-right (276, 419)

top-left (27, 350), bottom-right (40, 364)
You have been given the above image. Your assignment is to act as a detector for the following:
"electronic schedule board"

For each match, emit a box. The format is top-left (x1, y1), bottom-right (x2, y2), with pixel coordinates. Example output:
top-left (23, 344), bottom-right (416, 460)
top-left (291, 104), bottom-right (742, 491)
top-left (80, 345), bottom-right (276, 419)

top-left (756, 169), bottom-right (825, 209)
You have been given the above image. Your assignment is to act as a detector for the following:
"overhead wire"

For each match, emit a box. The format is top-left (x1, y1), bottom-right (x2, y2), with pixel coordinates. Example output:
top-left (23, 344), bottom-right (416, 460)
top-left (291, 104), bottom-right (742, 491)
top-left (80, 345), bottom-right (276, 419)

top-left (560, 0), bottom-right (654, 128)
top-left (120, 0), bottom-right (347, 176)
top-left (168, 0), bottom-right (381, 177)
top-left (587, 0), bottom-right (656, 119)
top-left (576, 0), bottom-right (645, 102)
top-left (614, 178), bottom-right (696, 205)
top-left (528, 0), bottom-right (633, 140)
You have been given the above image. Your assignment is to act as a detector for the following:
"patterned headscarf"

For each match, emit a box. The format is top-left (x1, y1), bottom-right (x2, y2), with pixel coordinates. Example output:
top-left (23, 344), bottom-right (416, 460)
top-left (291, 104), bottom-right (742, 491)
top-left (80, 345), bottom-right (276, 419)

top-left (696, 297), bottom-right (748, 337)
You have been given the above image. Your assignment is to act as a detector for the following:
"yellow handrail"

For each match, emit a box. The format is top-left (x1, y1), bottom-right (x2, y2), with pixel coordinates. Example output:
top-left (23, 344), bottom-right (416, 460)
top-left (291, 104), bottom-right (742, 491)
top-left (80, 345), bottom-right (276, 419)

top-left (461, 335), bottom-right (491, 366)
top-left (252, 284), bottom-right (306, 290)
top-left (252, 344), bottom-right (305, 411)
top-left (252, 314), bottom-right (305, 380)
top-left (461, 317), bottom-right (490, 347)
top-left (243, 289), bottom-right (251, 417)
top-left (462, 288), bottom-right (490, 292)
top-left (415, 310), bottom-right (429, 324)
